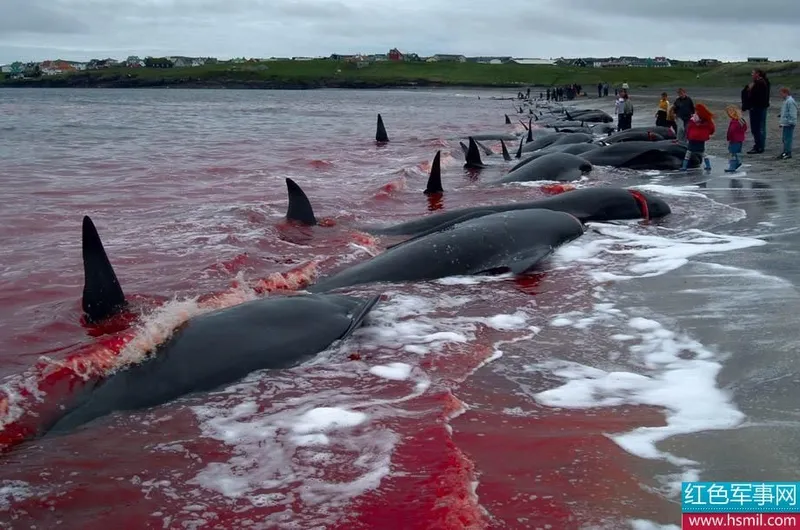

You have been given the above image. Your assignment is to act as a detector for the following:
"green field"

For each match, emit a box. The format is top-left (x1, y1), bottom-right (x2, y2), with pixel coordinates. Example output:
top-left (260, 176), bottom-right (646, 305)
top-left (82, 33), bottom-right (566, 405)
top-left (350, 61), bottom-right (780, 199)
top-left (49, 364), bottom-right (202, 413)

top-left (3, 59), bottom-right (799, 89)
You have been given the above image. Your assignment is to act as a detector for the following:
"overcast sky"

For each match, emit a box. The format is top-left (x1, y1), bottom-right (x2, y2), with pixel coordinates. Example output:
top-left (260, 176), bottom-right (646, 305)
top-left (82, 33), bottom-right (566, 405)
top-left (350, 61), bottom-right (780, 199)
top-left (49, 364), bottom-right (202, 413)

top-left (2, 0), bottom-right (798, 64)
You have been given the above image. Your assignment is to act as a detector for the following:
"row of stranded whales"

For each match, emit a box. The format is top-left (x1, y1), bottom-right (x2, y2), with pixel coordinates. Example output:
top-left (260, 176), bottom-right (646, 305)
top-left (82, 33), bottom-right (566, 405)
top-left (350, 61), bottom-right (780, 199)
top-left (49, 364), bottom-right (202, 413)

top-left (282, 177), bottom-right (670, 236)
top-left (38, 104), bottom-right (683, 438)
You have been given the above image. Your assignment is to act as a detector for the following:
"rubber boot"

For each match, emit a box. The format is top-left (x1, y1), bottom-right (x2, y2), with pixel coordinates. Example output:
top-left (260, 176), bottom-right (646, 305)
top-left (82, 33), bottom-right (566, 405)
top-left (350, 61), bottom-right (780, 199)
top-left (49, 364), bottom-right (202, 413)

top-left (724, 158), bottom-right (737, 173)
top-left (703, 157), bottom-right (711, 171)
top-left (680, 158), bottom-right (689, 172)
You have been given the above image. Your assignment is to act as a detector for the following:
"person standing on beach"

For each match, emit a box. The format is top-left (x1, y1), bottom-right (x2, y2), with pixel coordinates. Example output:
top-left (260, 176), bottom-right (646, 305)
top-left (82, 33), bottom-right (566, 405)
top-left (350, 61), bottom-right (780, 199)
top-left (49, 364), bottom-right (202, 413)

top-left (672, 88), bottom-right (695, 142)
top-left (681, 103), bottom-right (716, 172)
top-left (778, 87), bottom-right (797, 159)
top-left (655, 92), bottom-right (669, 127)
top-left (742, 69), bottom-right (770, 154)
top-left (724, 105), bottom-right (748, 172)
top-left (615, 91), bottom-right (633, 130)
top-left (603, 82), bottom-right (609, 97)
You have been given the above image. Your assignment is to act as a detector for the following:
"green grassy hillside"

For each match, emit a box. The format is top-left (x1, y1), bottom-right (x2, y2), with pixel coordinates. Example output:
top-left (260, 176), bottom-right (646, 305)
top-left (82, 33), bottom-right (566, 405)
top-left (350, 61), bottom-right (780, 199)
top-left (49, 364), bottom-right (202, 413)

top-left (2, 60), bottom-right (798, 89)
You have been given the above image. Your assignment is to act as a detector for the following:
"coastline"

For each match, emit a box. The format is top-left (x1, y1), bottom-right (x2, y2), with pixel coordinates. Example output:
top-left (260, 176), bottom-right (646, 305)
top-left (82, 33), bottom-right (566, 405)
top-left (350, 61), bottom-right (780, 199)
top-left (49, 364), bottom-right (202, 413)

top-left (2, 60), bottom-right (798, 90)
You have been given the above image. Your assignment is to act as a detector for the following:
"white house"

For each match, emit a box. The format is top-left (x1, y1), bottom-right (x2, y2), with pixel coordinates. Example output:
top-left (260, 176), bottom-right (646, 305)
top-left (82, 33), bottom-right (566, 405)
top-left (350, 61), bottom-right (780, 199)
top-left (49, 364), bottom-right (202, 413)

top-left (511, 58), bottom-right (555, 65)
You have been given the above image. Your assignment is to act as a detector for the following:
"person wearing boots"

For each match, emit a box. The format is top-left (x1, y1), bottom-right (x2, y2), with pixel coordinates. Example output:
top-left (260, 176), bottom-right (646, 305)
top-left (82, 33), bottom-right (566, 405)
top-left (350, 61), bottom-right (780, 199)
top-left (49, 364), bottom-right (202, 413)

top-left (681, 103), bottom-right (716, 172)
top-left (725, 105), bottom-right (748, 172)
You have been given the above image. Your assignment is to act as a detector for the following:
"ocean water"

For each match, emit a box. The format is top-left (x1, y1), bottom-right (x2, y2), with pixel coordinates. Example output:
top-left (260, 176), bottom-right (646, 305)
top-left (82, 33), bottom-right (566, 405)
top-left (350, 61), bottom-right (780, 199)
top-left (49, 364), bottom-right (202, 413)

top-left (0, 87), bottom-right (797, 529)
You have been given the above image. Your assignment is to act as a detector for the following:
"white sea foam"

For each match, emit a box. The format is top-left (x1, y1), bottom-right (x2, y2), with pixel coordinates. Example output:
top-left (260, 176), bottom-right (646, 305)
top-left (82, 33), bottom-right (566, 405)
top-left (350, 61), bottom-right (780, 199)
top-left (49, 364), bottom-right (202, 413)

top-left (552, 222), bottom-right (766, 282)
top-left (525, 214), bottom-right (764, 497)
top-left (179, 292), bottom-right (492, 527)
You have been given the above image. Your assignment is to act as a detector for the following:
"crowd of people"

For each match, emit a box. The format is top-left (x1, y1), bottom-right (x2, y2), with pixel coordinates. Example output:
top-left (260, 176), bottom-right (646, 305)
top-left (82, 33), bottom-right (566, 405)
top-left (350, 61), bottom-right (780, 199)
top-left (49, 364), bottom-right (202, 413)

top-left (608, 69), bottom-right (796, 171)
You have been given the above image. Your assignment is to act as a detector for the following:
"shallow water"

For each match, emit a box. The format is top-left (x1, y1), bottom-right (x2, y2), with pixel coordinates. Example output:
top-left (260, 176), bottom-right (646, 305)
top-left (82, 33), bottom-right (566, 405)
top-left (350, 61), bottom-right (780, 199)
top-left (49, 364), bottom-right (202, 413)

top-left (0, 88), bottom-right (797, 529)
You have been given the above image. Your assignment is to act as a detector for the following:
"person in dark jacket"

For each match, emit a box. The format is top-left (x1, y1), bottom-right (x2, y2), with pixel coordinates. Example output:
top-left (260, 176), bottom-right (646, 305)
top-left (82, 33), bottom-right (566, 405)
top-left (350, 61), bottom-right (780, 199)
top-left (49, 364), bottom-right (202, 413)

top-left (671, 88), bottom-right (695, 142)
top-left (742, 69), bottom-right (771, 154)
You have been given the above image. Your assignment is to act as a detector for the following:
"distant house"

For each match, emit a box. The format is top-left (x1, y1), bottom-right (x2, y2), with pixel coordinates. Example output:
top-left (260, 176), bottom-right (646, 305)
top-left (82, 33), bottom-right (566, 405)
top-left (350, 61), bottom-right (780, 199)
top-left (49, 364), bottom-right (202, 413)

top-left (144, 57), bottom-right (174, 68)
top-left (369, 54), bottom-right (388, 62)
top-left (697, 58), bottom-right (721, 66)
top-left (126, 56), bottom-right (145, 68)
top-left (330, 54), bottom-right (357, 61)
top-left (40, 60), bottom-right (77, 75)
top-left (747, 57), bottom-right (769, 63)
top-left (291, 56), bottom-right (317, 61)
top-left (427, 54), bottom-right (467, 63)
top-left (5, 61), bottom-right (24, 75)
top-left (512, 58), bottom-right (554, 65)
top-left (388, 48), bottom-right (404, 61)
top-left (1, 64), bottom-right (12, 74)
top-left (168, 56), bottom-right (193, 67)
top-left (469, 56), bottom-right (512, 64)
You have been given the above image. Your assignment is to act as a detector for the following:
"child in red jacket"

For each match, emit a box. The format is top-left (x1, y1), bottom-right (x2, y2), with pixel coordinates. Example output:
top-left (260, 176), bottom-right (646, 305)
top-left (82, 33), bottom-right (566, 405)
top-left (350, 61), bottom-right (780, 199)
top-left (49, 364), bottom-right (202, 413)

top-left (725, 105), bottom-right (748, 172)
top-left (681, 102), bottom-right (716, 172)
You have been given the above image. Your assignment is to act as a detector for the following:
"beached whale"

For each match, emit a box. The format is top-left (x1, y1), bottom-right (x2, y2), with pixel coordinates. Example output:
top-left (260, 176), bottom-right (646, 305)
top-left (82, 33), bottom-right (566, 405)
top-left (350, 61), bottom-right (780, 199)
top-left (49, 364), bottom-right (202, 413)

top-left (581, 140), bottom-right (702, 170)
top-left (46, 291), bottom-right (380, 434)
top-left (307, 209), bottom-right (585, 293)
top-left (361, 186), bottom-right (670, 237)
top-left (495, 152), bottom-right (592, 184)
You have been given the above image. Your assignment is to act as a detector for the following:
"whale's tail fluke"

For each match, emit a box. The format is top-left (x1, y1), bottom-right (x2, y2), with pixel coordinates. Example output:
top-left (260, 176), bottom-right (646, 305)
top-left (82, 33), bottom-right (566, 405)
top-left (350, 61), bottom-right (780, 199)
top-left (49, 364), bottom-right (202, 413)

top-left (424, 151), bottom-right (443, 195)
top-left (500, 140), bottom-right (512, 161)
top-left (464, 137), bottom-right (485, 168)
top-left (285, 178), bottom-right (317, 226)
top-left (82, 216), bottom-right (127, 323)
top-left (376, 114), bottom-right (389, 143)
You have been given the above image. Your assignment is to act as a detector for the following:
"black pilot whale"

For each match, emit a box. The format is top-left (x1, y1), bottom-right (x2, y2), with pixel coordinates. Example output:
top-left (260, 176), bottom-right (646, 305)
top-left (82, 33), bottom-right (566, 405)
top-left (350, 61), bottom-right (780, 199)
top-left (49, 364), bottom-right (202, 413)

top-left (307, 209), bottom-right (585, 293)
top-left (55, 216), bottom-right (381, 434)
top-left (360, 186), bottom-right (671, 237)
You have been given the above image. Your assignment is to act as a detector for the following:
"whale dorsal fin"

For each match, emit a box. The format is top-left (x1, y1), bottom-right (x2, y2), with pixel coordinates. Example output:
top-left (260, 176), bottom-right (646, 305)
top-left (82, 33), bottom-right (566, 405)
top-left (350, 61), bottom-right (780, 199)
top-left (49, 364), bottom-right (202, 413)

top-left (504, 114), bottom-right (511, 125)
top-left (526, 119), bottom-right (533, 142)
top-left (459, 141), bottom-right (469, 155)
top-left (285, 178), bottom-right (317, 226)
top-left (82, 216), bottom-right (127, 323)
top-left (515, 137), bottom-right (524, 159)
top-left (424, 151), bottom-right (443, 195)
top-left (464, 137), bottom-right (484, 168)
top-left (501, 140), bottom-right (511, 161)
top-left (475, 139), bottom-right (494, 156)
top-left (376, 114), bottom-right (389, 143)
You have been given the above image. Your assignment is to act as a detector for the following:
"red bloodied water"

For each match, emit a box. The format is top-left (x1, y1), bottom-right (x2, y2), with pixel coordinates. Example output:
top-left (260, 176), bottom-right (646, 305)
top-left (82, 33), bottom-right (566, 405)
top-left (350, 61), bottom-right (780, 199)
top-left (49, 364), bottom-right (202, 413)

top-left (0, 89), bottom-right (674, 529)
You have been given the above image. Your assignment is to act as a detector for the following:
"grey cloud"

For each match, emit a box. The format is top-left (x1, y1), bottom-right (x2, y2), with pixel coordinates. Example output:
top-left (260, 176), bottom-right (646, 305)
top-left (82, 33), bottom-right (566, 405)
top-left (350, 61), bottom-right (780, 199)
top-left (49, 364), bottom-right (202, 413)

top-left (0, 0), bottom-right (90, 34)
top-left (558, 0), bottom-right (800, 24)
top-left (1, 0), bottom-right (798, 63)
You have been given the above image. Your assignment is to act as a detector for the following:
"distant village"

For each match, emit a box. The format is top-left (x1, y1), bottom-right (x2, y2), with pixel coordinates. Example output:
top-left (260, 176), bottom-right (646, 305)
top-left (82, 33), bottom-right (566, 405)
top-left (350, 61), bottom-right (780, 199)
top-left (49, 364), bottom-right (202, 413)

top-left (0, 49), bottom-right (782, 79)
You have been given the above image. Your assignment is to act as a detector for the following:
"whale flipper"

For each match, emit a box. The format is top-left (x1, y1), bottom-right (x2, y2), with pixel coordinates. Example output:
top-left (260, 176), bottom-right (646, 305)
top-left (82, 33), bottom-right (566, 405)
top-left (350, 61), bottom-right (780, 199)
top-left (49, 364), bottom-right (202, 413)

top-left (501, 140), bottom-right (511, 161)
top-left (504, 114), bottom-right (511, 125)
top-left (464, 137), bottom-right (485, 168)
top-left (339, 294), bottom-right (382, 342)
top-left (376, 114), bottom-right (389, 143)
top-left (82, 216), bottom-right (127, 323)
top-left (285, 178), bottom-right (317, 226)
top-left (385, 209), bottom-right (497, 249)
top-left (424, 151), bottom-right (443, 195)
top-left (485, 245), bottom-right (554, 275)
